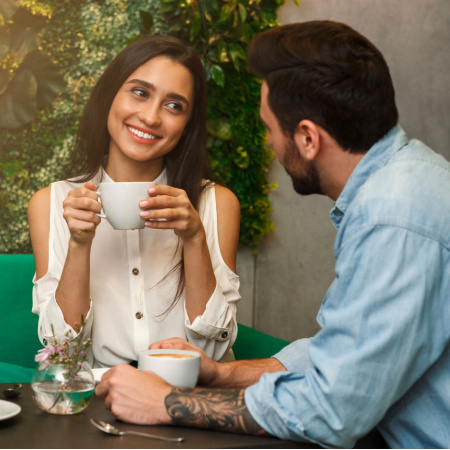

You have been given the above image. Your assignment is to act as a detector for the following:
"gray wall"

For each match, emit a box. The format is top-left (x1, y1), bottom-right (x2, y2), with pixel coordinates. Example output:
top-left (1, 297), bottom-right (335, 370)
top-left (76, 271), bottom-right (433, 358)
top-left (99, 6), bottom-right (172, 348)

top-left (237, 0), bottom-right (450, 342)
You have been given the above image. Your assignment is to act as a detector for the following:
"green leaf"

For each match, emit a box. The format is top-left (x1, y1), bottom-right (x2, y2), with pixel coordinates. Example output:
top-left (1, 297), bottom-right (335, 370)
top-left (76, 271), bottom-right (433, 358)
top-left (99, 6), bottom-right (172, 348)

top-left (206, 0), bottom-right (219, 13)
top-left (0, 69), bottom-right (38, 129)
top-left (190, 12), bottom-right (202, 42)
top-left (0, 0), bottom-right (21, 23)
top-left (0, 28), bottom-right (10, 61)
top-left (238, 3), bottom-right (247, 23)
top-left (20, 49), bottom-right (65, 109)
top-left (232, 10), bottom-right (239, 28)
top-left (230, 43), bottom-right (246, 60)
top-left (210, 64), bottom-right (225, 87)
top-left (218, 5), bottom-right (231, 23)
top-left (229, 48), bottom-right (240, 71)
top-left (293, 0), bottom-right (300, 5)
top-left (139, 10), bottom-right (154, 34)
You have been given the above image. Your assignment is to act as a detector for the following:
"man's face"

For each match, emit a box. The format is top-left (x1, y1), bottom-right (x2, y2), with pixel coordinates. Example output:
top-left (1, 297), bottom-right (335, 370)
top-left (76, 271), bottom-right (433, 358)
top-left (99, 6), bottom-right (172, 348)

top-left (260, 81), bottom-right (322, 196)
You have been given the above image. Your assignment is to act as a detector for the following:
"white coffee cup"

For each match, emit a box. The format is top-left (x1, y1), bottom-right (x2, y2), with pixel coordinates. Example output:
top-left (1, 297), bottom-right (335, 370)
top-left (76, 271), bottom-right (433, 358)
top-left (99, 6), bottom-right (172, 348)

top-left (96, 181), bottom-right (156, 230)
top-left (138, 349), bottom-right (201, 387)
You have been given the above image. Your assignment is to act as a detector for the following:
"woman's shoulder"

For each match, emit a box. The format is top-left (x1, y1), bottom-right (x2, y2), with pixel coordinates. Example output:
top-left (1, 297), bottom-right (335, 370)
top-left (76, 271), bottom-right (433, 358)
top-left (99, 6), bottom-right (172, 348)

top-left (213, 184), bottom-right (240, 212)
top-left (200, 182), bottom-right (240, 224)
top-left (28, 185), bottom-right (51, 212)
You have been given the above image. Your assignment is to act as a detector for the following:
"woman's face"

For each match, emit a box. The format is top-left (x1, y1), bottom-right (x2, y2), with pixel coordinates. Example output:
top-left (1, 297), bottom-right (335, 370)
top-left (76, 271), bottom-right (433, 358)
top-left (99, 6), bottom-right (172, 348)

top-left (107, 55), bottom-right (194, 167)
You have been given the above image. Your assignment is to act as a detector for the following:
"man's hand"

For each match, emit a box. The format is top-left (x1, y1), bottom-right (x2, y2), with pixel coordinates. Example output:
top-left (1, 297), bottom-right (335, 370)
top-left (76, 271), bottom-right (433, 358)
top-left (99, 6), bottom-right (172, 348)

top-left (150, 337), bottom-right (287, 389)
top-left (149, 337), bottom-right (220, 387)
top-left (95, 364), bottom-right (172, 425)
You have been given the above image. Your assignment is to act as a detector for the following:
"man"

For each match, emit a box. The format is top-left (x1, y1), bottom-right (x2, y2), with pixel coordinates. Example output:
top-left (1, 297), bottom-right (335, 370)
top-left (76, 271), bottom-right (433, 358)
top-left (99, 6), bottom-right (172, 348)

top-left (96, 21), bottom-right (450, 448)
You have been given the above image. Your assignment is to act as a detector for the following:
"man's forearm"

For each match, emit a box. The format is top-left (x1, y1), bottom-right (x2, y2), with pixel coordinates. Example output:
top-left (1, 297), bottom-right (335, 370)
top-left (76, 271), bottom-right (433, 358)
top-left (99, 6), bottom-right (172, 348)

top-left (163, 358), bottom-right (286, 435)
top-left (165, 387), bottom-right (268, 435)
top-left (209, 357), bottom-right (286, 389)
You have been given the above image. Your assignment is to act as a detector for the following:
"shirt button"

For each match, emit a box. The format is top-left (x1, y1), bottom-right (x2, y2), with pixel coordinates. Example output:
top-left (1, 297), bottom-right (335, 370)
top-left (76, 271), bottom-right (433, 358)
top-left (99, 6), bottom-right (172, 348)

top-left (132, 268), bottom-right (139, 275)
top-left (135, 312), bottom-right (143, 319)
top-left (221, 331), bottom-right (229, 339)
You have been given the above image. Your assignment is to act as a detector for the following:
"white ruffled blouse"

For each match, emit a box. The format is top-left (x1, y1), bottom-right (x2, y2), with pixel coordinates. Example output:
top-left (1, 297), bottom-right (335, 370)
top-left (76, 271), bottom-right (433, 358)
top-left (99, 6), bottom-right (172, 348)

top-left (32, 169), bottom-right (240, 367)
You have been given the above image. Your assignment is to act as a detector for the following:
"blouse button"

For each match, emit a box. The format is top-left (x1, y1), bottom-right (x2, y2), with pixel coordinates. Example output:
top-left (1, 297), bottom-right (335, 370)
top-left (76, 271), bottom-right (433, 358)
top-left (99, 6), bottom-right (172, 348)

top-left (132, 268), bottom-right (139, 275)
top-left (136, 312), bottom-right (143, 319)
top-left (221, 331), bottom-right (229, 339)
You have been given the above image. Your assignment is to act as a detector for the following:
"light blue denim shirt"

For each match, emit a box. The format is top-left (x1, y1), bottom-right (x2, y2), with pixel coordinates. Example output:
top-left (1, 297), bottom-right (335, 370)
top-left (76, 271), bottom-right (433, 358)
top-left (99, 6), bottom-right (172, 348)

top-left (245, 126), bottom-right (450, 448)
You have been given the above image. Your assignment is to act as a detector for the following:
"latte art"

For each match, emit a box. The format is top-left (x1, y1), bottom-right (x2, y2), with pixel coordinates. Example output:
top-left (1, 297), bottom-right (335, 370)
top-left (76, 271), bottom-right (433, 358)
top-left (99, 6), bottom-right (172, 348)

top-left (150, 353), bottom-right (194, 359)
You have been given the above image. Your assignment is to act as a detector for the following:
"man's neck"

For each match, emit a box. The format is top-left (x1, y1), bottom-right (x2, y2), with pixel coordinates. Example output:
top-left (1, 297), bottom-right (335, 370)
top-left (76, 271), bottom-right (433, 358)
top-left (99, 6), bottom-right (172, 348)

top-left (316, 135), bottom-right (366, 201)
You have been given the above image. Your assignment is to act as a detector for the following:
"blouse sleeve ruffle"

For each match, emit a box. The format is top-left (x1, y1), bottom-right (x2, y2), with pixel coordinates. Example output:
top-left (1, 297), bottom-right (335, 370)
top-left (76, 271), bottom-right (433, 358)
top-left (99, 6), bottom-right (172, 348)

top-left (184, 263), bottom-right (240, 361)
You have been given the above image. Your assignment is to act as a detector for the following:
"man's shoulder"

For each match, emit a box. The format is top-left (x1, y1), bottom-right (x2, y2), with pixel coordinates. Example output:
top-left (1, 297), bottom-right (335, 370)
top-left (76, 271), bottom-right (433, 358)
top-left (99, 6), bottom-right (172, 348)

top-left (356, 142), bottom-right (450, 240)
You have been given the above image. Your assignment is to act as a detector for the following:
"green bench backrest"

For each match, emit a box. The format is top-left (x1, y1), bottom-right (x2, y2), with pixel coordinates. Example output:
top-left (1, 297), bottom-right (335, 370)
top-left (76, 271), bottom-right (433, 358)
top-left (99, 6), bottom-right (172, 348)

top-left (0, 254), bottom-right (289, 380)
top-left (0, 254), bottom-right (41, 368)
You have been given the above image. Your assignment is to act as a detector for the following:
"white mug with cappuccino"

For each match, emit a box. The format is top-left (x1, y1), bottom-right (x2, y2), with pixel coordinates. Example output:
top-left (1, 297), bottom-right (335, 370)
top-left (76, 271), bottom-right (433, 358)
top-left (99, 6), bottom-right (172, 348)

top-left (138, 349), bottom-right (201, 387)
top-left (96, 181), bottom-right (156, 230)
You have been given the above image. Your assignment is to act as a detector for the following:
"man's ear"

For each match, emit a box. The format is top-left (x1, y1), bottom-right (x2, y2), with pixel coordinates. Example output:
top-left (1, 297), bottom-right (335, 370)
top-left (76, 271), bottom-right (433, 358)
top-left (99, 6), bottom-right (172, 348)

top-left (293, 120), bottom-right (320, 161)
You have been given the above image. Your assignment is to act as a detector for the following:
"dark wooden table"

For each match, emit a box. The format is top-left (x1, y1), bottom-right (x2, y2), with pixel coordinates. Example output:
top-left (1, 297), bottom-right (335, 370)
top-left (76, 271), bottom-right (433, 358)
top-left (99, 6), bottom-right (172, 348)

top-left (0, 384), bottom-right (308, 449)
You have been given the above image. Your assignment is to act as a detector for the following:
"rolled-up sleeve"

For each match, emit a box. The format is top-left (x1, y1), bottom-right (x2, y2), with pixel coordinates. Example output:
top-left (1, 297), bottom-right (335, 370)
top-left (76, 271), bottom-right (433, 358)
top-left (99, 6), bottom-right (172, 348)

top-left (184, 263), bottom-right (239, 361)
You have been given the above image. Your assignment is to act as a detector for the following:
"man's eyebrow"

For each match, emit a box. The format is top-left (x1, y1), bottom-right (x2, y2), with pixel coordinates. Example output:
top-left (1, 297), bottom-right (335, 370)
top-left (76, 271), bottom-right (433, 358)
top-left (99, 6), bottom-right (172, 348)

top-left (126, 79), bottom-right (190, 106)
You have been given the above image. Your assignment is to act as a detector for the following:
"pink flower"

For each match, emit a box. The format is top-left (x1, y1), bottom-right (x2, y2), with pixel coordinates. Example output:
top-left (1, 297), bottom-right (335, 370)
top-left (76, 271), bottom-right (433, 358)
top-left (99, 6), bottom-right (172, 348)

top-left (35, 347), bottom-right (56, 362)
top-left (34, 344), bottom-right (65, 363)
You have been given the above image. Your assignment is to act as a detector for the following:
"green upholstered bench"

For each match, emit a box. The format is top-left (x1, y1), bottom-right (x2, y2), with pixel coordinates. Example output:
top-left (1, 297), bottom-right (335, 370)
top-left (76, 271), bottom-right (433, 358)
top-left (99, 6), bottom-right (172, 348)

top-left (0, 254), bottom-right (289, 383)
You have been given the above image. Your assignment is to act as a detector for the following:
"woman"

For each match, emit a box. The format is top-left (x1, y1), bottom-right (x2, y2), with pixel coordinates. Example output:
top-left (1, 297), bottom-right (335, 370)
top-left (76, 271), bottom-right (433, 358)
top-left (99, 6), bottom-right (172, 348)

top-left (28, 35), bottom-right (241, 368)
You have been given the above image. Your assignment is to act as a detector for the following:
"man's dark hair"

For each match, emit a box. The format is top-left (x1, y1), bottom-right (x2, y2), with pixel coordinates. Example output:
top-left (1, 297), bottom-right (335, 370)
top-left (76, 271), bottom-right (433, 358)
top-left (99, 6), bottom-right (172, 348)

top-left (248, 21), bottom-right (399, 153)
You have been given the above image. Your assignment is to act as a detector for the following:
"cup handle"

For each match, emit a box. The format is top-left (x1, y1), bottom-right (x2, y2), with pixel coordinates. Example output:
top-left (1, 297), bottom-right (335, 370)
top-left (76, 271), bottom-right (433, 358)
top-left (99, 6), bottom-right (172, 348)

top-left (95, 190), bottom-right (107, 219)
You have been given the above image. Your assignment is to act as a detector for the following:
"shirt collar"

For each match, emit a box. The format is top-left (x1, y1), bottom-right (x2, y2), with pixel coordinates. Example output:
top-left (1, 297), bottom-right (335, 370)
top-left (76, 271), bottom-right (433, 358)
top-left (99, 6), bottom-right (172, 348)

top-left (330, 125), bottom-right (408, 228)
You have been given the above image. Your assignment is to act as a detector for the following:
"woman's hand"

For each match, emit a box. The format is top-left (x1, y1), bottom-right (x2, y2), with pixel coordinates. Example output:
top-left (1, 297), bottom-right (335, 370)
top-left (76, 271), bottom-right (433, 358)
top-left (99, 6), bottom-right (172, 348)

top-left (139, 185), bottom-right (204, 242)
top-left (62, 182), bottom-right (102, 245)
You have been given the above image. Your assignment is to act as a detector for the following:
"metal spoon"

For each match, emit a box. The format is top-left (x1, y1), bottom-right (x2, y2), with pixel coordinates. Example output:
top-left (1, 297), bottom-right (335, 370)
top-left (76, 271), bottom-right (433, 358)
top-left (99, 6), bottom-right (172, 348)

top-left (2, 383), bottom-right (22, 399)
top-left (90, 418), bottom-right (184, 442)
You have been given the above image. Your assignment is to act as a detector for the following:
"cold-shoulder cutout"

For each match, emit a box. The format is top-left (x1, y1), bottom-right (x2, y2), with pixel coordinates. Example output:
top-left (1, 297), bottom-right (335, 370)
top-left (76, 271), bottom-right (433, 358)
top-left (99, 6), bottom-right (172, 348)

top-left (28, 186), bottom-right (51, 280)
top-left (214, 185), bottom-right (240, 273)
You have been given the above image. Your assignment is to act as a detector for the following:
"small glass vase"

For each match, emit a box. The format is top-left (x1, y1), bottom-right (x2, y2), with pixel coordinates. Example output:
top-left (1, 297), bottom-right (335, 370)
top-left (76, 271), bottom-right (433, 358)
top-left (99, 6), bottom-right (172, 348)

top-left (31, 361), bottom-right (95, 415)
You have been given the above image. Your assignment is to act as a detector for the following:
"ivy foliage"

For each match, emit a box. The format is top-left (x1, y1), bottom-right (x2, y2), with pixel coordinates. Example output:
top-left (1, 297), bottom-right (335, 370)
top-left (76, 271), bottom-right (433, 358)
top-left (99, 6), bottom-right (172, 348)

top-left (0, 0), bottom-right (297, 253)
top-left (0, 0), bottom-right (142, 253)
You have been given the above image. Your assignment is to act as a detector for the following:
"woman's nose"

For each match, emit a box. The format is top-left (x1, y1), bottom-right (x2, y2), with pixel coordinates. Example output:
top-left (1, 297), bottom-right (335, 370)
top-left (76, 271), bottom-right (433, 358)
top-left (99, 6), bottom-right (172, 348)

top-left (138, 103), bottom-right (161, 127)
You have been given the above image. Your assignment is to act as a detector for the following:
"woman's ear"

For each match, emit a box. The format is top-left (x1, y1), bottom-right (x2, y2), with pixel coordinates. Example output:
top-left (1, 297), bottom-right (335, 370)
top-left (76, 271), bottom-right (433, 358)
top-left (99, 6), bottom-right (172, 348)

top-left (293, 120), bottom-right (321, 161)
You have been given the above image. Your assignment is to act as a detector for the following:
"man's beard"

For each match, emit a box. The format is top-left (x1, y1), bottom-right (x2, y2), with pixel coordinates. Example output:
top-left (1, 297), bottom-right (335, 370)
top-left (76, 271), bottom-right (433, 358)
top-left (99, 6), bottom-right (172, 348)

top-left (283, 136), bottom-right (323, 196)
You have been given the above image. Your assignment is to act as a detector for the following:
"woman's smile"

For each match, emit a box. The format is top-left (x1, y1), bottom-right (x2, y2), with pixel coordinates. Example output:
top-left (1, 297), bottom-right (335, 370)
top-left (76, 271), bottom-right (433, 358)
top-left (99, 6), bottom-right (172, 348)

top-left (126, 124), bottom-right (162, 143)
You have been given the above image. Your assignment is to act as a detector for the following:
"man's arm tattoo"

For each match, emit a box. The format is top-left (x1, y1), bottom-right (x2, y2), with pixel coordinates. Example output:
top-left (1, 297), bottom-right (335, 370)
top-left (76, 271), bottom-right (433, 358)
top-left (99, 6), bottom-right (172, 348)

top-left (165, 388), bottom-right (268, 436)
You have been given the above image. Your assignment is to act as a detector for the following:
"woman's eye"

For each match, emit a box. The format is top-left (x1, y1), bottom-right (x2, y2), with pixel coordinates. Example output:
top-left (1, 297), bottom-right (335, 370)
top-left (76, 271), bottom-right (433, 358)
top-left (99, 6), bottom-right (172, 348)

top-left (132, 88), bottom-right (148, 98)
top-left (166, 102), bottom-right (183, 112)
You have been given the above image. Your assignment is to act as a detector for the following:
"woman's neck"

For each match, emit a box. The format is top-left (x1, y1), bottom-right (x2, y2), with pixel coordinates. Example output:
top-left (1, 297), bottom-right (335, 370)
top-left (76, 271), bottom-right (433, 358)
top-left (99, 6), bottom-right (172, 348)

top-left (104, 154), bottom-right (164, 182)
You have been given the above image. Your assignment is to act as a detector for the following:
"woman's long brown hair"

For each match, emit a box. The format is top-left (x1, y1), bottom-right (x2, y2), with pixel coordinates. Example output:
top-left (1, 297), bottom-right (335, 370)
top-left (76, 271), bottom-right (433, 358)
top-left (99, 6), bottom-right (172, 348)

top-left (64, 35), bottom-right (211, 317)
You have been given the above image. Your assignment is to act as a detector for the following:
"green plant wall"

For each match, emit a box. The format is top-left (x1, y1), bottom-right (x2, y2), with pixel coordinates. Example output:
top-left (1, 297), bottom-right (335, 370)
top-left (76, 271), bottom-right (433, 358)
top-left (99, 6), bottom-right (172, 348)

top-left (0, 0), bottom-right (298, 254)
